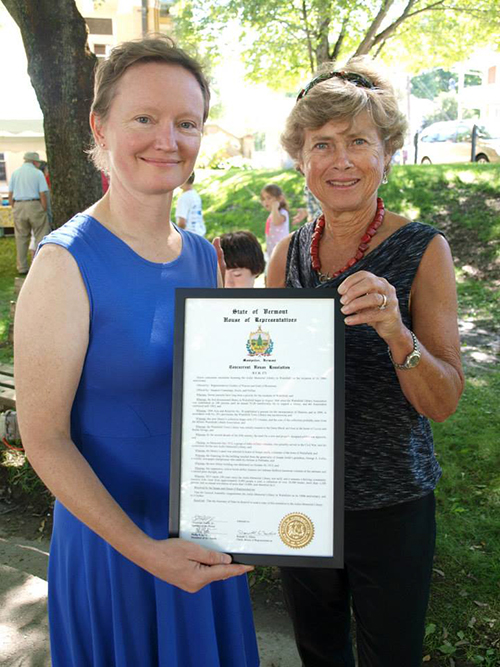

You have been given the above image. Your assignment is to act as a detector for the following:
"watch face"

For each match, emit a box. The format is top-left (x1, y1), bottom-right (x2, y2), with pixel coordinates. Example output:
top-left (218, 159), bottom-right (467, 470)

top-left (407, 353), bottom-right (421, 368)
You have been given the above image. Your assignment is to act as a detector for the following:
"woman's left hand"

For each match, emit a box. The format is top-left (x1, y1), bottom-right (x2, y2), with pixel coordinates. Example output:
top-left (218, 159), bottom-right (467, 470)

top-left (338, 270), bottom-right (403, 343)
top-left (337, 236), bottom-right (464, 422)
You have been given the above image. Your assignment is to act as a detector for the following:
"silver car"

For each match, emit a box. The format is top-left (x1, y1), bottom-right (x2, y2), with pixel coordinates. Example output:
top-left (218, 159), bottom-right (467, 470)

top-left (417, 120), bottom-right (500, 164)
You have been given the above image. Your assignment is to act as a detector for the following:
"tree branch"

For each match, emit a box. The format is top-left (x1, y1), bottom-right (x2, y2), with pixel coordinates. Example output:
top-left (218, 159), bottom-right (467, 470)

top-left (1, 0), bottom-right (22, 25)
top-left (373, 39), bottom-right (387, 58)
top-left (301, 0), bottom-right (316, 72)
top-left (368, 0), bottom-right (492, 52)
top-left (353, 0), bottom-right (400, 56)
top-left (330, 17), bottom-right (348, 62)
top-left (405, 3), bottom-right (494, 19)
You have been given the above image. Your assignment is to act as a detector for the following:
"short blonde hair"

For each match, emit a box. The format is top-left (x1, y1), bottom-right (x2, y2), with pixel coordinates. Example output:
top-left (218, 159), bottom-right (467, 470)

top-left (89, 35), bottom-right (210, 172)
top-left (281, 56), bottom-right (407, 166)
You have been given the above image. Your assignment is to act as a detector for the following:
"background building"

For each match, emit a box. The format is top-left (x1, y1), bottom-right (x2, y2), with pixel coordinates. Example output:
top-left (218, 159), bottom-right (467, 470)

top-left (458, 49), bottom-right (500, 123)
top-left (0, 1), bottom-right (173, 193)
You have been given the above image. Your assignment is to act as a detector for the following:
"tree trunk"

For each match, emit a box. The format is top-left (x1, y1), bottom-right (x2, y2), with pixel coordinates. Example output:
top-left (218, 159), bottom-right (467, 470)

top-left (314, 0), bottom-right (333, 66)
top-left (315, 21), bottom-right (331, 66)
top-left (2, 0), bottom-right (102, 228)
top-left (301, 0), bottom-right (316, 73)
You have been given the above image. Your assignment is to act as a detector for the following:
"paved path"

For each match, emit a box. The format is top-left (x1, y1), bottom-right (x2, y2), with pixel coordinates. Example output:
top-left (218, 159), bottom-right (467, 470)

top-left (0, 536), bottom-right (300, 667)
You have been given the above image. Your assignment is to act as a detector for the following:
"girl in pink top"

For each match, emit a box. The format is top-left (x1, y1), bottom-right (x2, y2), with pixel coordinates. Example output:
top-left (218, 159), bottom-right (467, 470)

top-left (261, 184), bottom-right (290, 260)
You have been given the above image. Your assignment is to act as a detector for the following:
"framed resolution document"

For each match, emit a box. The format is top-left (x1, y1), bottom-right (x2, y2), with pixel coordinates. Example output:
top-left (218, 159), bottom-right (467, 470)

top-left (169, 289), bottom-right (344, 568)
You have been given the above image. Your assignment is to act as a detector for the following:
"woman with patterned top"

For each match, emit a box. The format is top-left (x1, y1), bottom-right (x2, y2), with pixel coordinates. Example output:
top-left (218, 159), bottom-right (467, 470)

top-left (268, 57), bottom-right (464, 667)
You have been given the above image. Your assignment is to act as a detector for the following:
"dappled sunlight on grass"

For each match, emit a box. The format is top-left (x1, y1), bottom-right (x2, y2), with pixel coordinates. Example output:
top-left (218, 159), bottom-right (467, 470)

top-left (456, 275), bottom-right (500, 325)
top-left (433, 371), bottom-right (500, 475)
top-left (454, 169), bottom-right (477, 184)
top-left (429, 368), bottom-right (500, 656)
top-left (466, 375), bottom-right (489, 387)
top-left (425, 369), bottom-right (500, 663)
top-left (398, 203), bottom-right (420, 220)
top-left (2, 450), bottom-right (26, 469)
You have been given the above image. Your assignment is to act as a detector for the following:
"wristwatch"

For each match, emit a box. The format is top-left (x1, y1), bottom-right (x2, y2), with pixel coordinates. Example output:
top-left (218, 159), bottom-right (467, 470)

top-left (388, 331), bottom-right (421, 370)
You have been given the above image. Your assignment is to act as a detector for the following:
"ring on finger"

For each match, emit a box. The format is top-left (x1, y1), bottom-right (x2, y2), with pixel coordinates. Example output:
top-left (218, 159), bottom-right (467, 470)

top-left (378, 293), bottom-right (388, 310)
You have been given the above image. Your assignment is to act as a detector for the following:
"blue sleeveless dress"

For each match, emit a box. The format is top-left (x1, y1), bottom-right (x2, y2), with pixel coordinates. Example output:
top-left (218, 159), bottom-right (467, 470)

top-left (39, 214), bottom-right (259, 667)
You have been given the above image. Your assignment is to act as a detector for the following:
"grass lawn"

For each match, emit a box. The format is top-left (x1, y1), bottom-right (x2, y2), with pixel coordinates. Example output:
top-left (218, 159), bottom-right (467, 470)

top-left (0, 236), bottom-right (16, 365)
top-left (428, 368), bottom-right (500, 665)
top-left (1, 163), bottom-right (499, 665)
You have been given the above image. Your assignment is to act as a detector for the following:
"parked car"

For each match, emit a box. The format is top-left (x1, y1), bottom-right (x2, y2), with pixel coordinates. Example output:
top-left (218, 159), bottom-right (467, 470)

top-left (417, 120), bottom-right (500, 164)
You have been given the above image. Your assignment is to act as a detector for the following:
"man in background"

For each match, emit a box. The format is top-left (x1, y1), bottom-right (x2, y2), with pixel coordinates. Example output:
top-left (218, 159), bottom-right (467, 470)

top-left (8, 151), bottom-right (50, 274)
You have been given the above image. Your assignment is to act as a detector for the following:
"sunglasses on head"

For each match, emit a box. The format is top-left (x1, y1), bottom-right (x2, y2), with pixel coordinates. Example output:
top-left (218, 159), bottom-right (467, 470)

top-left (296, 71), bottom-right (375, 102)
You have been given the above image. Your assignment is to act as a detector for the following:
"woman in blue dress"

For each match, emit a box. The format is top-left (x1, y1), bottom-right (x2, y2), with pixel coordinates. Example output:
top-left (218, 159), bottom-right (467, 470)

top-left (14, 36), bottom-right (259, 667)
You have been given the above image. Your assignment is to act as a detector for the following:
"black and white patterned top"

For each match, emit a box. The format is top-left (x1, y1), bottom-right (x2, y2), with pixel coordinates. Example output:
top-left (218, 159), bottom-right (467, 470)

top-left (286, 221), bottom-right (444, 510)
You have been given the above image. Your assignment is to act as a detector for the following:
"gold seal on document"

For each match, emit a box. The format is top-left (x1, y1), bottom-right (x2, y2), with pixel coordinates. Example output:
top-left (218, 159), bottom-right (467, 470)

top-left (279, 513), bottom-right (314, 549)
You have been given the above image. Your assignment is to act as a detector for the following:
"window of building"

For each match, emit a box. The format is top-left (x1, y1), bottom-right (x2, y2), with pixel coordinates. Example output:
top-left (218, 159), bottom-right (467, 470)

top-left (464, 71), bottom-right (482, 87)
top-left (85, 18), bottom-right (113, 35)
top-left (160, 1), bottom-right (172, 17)
top-left (0, 153), bottom-right (6, 181)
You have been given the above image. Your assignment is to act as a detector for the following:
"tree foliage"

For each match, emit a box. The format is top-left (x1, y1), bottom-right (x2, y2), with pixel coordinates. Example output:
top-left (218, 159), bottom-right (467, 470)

top-left (1, 0), bottom-right (102, 227)
top-left (421, 92), bottom-right (458, 127)
top-left (411, 68), bottom-right (482, 100)
top-left (172, 0), bottom-right (500, 90)
top-left (411, 68), bottom-right (455, 100)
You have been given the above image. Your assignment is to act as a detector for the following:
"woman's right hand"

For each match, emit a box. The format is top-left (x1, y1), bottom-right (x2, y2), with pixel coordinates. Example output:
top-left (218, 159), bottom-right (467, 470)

top-left (141, 537), bottom-right (253, 593)
top-left (15, 246), bottom-right (250, 597)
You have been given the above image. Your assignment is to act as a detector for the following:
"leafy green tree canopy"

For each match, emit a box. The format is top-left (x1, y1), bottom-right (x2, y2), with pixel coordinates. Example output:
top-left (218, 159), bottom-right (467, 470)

top-left (172, 0), bottom-right (500, 91)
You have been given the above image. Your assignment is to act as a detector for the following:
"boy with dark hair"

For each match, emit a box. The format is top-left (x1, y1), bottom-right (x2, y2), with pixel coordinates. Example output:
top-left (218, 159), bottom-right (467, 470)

top-left (219, 231), bottom-right (265, 288)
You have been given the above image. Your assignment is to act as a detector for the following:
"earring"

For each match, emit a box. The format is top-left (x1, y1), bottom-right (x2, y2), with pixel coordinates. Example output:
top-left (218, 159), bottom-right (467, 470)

top-left (382, 169), bottom-right (388, 185)
top-left (100, 143), bottom-right (105, 148)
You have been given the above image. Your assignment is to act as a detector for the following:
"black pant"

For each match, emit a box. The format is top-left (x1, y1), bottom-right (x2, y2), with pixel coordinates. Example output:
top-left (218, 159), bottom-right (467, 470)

top-left (280, 493), bottom-right (436, 667)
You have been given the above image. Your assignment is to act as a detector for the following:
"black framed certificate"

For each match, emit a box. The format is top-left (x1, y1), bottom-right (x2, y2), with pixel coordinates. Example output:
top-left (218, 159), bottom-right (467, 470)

top-left (169, 289), bottom-right (344, 568)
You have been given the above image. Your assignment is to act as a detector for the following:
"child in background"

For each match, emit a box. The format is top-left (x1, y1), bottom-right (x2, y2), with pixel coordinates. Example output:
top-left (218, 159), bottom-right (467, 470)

top-left (220, 231), bottom-right (266, 288)
top-left (261, 184), bottom-right (289, 259)
top-left (175, 171), bottom-right (206, 236)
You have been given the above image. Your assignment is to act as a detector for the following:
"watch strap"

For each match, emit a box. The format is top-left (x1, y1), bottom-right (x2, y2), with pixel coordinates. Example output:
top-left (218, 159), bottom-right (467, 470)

top-left (388, 331), bottom-right (421, 370)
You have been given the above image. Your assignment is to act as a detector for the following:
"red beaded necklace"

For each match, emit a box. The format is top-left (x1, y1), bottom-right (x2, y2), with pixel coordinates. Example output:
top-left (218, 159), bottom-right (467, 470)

top-left (310, 197), bottom-right (385, 282)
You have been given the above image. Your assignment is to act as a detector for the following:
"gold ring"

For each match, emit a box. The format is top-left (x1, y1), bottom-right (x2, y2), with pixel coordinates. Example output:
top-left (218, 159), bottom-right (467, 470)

top-left (378, 293), bottom-right (388, 310)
